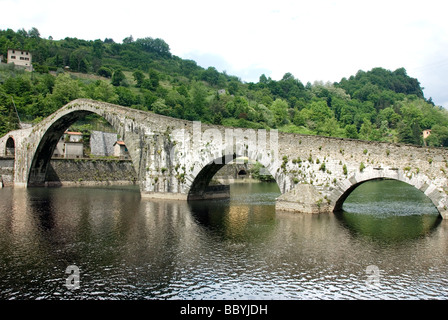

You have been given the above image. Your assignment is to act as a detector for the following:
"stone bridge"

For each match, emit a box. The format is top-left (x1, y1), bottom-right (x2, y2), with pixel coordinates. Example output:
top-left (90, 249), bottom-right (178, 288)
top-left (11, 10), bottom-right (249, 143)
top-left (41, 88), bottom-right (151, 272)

top-left (1, 98), bottom-right (448, 219)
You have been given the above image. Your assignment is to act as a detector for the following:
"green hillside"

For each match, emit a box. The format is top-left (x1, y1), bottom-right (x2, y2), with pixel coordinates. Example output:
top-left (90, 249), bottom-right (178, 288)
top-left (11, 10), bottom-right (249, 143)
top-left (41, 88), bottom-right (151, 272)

top-left (1, 27), bottom-right (448, 148)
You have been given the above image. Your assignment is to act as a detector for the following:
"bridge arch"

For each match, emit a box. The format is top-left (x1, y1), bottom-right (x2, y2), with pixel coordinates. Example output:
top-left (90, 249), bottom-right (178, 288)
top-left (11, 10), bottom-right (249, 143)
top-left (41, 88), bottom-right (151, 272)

top-left (5, 136), bottom-right (15, 157)
top-left (27, 101), bottom-right (137, 186)
top-left (332, 171), bottom-right (445, 218)
top-left (187, 152), bottom-right (282, 201)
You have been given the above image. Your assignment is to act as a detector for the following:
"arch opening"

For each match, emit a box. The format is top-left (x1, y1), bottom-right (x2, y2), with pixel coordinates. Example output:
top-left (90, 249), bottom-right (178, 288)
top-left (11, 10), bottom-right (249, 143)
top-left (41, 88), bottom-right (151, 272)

top-left (334, 178), bottom-right (442, 241)
top-left (334, 178), bottom-right (441, 218)
top-left (237, 169), bottom-right (247, 176)
top-left (28, 110), bottom-right (137, 188)
top-left (5, 137), bottom-right (15, 158)
top-left (187, 154), bottom-right (279, 201)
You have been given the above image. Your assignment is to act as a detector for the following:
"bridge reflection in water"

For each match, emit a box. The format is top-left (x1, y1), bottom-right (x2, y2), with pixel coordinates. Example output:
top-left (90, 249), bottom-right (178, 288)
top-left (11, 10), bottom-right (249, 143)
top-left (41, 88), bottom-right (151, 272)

top-left (0, 180), bottom-right (447, 299)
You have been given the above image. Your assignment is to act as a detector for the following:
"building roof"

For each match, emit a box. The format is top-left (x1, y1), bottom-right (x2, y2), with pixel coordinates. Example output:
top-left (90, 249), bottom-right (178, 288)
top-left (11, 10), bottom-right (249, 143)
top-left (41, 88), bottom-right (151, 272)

top-left (8, 48), bottom-right (31, 53)
top-left (114, 140), bottom-right (126, 146)
top-left (65, 131), bottom-right (83, 135)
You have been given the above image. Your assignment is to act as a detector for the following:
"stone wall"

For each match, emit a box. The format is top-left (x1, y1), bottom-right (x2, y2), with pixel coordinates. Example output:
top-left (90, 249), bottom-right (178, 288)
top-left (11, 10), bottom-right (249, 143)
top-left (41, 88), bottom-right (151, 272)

top-left (46, 158), bottom-right (137, 186)
top-left (90, 131), bottom-right (117, 156)
top-left (0, 157), bottom-right (14, 187)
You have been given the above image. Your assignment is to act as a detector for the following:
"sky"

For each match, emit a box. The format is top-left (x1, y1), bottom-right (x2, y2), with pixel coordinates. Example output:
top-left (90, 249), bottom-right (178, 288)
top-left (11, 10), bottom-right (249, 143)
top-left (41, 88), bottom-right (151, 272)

top-left (1, 0), bottom-right (447, 107)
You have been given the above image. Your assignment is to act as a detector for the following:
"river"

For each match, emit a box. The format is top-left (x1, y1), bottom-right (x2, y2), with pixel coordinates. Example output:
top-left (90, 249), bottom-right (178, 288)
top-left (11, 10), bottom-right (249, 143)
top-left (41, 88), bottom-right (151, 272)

top-left (0, 179), bottom-right (447, 300)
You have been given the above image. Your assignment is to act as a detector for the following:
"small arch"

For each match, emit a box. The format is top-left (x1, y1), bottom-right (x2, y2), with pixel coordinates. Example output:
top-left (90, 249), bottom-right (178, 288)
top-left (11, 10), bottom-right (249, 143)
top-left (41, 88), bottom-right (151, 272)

top-left (237, 169), bottom-right (247, 176)
top-left (5, 137), bottom-right (15, 158)
top-left (333, 177), bottom-right (442, 218)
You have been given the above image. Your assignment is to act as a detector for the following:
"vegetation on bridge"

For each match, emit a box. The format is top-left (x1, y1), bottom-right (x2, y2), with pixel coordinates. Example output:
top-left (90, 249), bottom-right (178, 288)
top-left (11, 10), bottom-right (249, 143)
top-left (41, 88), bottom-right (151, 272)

top-left (1, 27), bottom-right (448, 148)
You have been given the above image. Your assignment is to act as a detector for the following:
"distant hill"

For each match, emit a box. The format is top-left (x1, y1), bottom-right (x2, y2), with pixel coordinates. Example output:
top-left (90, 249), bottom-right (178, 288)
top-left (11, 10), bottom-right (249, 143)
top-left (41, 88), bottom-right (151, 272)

top-left (1, 27), bottom-right (448, 147)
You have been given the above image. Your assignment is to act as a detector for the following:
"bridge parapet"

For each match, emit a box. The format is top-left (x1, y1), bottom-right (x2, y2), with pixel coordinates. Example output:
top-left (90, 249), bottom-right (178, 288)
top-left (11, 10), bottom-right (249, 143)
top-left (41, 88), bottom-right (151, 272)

top-left (1, 99), bottom-right (448, 219)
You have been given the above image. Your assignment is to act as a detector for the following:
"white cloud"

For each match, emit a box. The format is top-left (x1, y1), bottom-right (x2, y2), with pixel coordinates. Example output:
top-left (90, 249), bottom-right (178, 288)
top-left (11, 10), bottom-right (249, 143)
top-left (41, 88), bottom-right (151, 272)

top-left (1, 0), bottom-right (447, 106)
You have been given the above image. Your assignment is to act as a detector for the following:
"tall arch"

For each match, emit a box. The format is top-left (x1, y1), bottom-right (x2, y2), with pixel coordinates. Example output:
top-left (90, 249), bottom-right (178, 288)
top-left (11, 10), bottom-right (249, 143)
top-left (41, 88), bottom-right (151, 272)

top-left (27, 108), bottom-right (137, 187)
top-left (28, 110), bottom-right (91, 185)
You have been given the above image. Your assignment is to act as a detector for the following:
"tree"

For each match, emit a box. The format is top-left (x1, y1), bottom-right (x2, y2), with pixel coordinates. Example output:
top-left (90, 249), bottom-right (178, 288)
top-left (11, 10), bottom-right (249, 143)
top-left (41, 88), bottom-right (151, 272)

top-left (28, 27), bottom-right (40, 39)
top-left (133, 70), bottom-right (145, 88)
top-left (148, 69), bottom-right (160, 90)
top-left (213, 112), bottom-right (223, 125)
top-left (202, 67), bottom-right (220, 86)
top-left (0, 103), bottom-right (20, 136)
top-left (115, 86), bottom-right (140, 106)
top-left (135, 37), bottom-right (171, 57)
top-left (93, 81), bottom-right (117, 103)
top-left (259, 74), bottom-right (268, 84)
top-left (111, 69), bottom-right (126, 86)
top-left (97, 66), bottom-right (113, 78)
top-left (151, 98), bottom-right (171, 116)
top-left (318, 117), bottom-right (341, 137)
top-left (92, 39), bottom-right (104, 59)
top-left (228, 81), bottom-right (239, 95)
top-left (426, 125), bottom-right (448, 147)
top-left (44, 74), bottom-right (83, 114)
top-left (69, 47), bottom-right (90, 72)
top-left (270, 98), bottom-right (289, 127)
top-left (344, 124), bottom-right (359, 139)
top-left (123, 35), bottom-right (134, 44)
top-left (190, 82), bottom-right (208, 118)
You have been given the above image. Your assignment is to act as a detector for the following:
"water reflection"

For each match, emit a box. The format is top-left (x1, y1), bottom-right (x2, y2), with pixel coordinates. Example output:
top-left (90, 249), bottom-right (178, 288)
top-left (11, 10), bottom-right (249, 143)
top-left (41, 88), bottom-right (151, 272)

top-left (188, 182), bottom-right (279, 242)
top-left (337, 179), bottom-right (442, 242)
top-left (336, 212), bottom-right (441, 242)
top-left (0, 182), bottom-right (447, 299)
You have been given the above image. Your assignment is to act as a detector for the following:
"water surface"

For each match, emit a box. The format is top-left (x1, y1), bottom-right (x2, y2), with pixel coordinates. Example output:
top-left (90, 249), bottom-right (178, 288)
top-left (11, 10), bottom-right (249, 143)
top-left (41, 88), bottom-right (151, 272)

top-left (0, 180), bottom-right (447, 300)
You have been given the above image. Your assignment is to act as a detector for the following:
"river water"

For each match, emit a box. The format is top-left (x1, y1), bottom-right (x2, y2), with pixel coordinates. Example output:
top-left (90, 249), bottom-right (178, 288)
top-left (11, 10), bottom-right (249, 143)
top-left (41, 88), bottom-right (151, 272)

top-left (0, 179), bottom-right (447, 300)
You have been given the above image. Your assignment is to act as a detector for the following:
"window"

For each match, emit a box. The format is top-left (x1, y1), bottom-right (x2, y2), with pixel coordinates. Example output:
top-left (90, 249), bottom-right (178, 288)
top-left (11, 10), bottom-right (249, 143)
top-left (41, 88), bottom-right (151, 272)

top-left (11, 56), bottom-right (16, 59)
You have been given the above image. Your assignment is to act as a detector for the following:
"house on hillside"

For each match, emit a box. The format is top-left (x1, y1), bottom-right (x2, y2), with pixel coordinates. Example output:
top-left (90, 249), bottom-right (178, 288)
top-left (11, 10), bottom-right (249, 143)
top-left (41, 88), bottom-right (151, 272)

top-left (113, 141), bottom-right (129, 159)
top-left (7, 49), bottom-right (33, 71)
top-left (53, 131), bottom-right (84, 159)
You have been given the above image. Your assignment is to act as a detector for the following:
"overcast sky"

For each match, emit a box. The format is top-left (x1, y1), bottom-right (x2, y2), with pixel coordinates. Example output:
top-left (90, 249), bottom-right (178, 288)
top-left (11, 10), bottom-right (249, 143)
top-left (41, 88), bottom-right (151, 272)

top-left (1, 0), bottom-right (447, 107)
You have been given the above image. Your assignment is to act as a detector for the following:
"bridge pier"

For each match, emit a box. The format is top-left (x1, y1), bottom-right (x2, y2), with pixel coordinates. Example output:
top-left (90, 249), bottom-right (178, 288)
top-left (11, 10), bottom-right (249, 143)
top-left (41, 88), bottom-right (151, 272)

top-left (275, 184), bottom-right (333, 214)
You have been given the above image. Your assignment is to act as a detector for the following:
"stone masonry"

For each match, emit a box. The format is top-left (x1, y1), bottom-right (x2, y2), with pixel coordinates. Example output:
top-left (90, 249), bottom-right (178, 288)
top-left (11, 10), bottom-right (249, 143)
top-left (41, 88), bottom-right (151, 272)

top-left (1, 98), bottom-right (448, 219)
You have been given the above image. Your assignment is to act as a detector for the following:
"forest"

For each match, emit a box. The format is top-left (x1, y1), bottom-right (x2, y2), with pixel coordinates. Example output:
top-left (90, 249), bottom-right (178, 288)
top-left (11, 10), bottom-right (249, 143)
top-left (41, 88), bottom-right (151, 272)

top-left (1, 27), bottom-right (448, 148)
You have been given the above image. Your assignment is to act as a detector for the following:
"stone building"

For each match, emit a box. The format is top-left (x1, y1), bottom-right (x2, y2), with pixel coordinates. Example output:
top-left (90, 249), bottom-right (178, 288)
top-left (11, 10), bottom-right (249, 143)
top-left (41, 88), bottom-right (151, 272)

top-left (113, 141), bottom-right (129, 159)
top-left (53, 131), bottom-right (84, 158)
top-left (7, 49), bottom-right (33, 70)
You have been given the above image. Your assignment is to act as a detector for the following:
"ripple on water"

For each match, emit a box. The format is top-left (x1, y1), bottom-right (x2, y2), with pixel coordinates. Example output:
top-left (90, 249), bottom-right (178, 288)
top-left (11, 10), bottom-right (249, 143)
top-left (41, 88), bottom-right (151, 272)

top-left (0, 184), bottom-right (447, 299)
